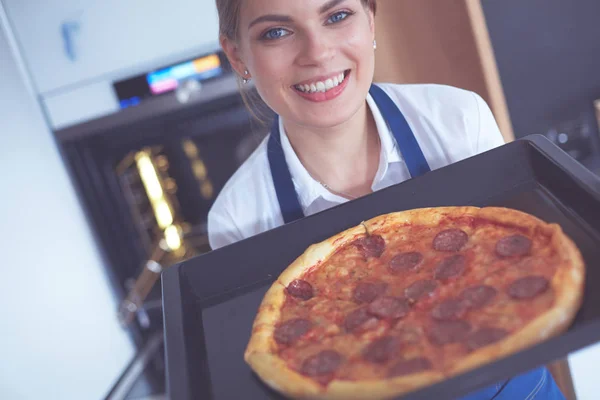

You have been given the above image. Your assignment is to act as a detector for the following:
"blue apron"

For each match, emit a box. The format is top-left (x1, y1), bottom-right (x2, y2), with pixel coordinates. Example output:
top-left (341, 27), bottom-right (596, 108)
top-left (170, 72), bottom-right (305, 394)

top-left (267, 84), bottom-right (565, 399)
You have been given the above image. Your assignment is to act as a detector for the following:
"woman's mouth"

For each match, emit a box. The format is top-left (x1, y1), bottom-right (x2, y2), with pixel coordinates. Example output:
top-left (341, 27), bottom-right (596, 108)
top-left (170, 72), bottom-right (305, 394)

top-left (292, 70), bottom-right (351, 102)
top-left (293, 70), bottom-right (350, 93)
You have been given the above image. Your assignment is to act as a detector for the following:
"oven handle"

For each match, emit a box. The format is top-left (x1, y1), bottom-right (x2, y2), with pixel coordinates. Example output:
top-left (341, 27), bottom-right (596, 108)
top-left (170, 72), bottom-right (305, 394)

top-left (117, 241), bottom-right (169, 327)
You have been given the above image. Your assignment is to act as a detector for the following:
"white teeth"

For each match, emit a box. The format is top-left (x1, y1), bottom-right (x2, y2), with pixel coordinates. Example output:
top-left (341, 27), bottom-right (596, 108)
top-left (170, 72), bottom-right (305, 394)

top-left (295, 72), bottom-right (348, 93)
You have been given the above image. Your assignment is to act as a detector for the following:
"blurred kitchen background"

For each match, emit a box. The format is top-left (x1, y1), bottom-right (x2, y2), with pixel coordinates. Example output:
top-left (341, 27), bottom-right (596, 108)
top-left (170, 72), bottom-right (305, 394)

top-left (1, 0), bottom-right (600, 399)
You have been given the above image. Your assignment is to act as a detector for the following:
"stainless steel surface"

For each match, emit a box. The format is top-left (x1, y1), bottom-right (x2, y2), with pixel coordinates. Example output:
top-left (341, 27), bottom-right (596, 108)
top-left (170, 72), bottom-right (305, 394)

top-left (55, 74), bottom-right (242, 142)
top-left (106, 333), bottom-right (165, 400)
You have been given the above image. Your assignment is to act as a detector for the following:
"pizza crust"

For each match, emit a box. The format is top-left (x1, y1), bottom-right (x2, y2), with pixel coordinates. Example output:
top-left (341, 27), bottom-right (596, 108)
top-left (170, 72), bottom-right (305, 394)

top-left (246, 352), bottom-right (446, 400)
top-left (362, 206), bottom-right (482, 233)
top-left (244, 352), bottom-right (325, 399)
top-left (244, 206), bottom-right (585, 400)
top-left (325, 371), bottom-right (446, 400)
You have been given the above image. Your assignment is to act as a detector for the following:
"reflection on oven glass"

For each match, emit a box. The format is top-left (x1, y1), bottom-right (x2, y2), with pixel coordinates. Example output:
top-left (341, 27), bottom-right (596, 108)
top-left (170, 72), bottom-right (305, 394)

top-left (183, 139), bottom-right (215, 200)
top-left (117, 147), bottom-right (197, 262)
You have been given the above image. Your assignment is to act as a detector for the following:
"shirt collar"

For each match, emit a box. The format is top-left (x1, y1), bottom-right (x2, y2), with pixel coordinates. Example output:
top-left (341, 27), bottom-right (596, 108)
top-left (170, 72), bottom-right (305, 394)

top-left (279, 92), bottom-right (403, 210)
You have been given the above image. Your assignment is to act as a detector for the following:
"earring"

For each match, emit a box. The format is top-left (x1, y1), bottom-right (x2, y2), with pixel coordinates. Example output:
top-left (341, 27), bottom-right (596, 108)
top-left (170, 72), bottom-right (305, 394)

top-left (242, 69), bottom-right (250, 84)
top-left (373, 40), bottom-right (377, 50)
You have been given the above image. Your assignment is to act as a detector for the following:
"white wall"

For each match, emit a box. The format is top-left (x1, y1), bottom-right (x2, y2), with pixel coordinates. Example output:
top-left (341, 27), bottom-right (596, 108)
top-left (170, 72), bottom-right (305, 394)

top-left (0, 10), bottom-right (135, 400)
top-left (3, 0), bottom-right (220, 95)
top-left (569, 342), bottom-right (600, 399)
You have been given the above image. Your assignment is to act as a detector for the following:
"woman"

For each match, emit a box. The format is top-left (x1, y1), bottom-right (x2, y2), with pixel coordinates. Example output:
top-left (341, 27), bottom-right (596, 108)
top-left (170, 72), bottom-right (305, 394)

top-left (208, 0), bottom-right (565, 398)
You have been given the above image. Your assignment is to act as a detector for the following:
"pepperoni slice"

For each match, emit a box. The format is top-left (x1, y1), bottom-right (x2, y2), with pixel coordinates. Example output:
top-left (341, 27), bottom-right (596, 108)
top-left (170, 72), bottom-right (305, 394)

top-left (344, 308), bottom-right (378, 333)
top-left (274, 318), bottom-right (312, 345)
top-left (433, 229), bottom-right (468, 252)
top-left (434, 255), bottom-right (466, 280)
top-left (507, 276), bottom-right (549, 299)
top-left (496, 235), bottom-right (532, 257)
top-left (368, 296), bottom-right (410, 319)
top-left (466, 328), bottom-right (509, 350)
top-left (428, 320), bottom-right (471, 346)
top-left (353, 281), bottom-right (387, 304)
top-left (431, 299), bottom-right (468, 321)
top-left (460, 285), bottom-right (497, 309)
top-left (354, 235), bottom-right (386, 258)
top-left (389, 252), bottom-right (424, 274)
top-left (362, 336), bottom-right (400, 364)
top-left (300, 350), bottom-right (343, 377)
top-left (404, 280), bottom-right (438, 302)
top-left (286, 279), bottom-right (314, 301)
top-left (388, 357), bottom-right (433, 377)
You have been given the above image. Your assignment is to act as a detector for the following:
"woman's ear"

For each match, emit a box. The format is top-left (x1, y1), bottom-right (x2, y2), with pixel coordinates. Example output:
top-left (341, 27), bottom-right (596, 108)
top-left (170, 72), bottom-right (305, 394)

top-left (220, 35), bottom-right (250, 79)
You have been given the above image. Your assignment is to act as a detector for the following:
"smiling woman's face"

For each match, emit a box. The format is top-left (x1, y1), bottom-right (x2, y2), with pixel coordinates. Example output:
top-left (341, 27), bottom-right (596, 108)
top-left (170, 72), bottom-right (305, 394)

top-left (221, 0), bottom-right (376, 130)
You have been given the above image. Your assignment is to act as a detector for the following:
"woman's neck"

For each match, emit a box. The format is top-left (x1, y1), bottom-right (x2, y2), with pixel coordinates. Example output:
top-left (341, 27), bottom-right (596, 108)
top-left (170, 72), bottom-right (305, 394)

top-left (283, 101), bottom-right (380, 199)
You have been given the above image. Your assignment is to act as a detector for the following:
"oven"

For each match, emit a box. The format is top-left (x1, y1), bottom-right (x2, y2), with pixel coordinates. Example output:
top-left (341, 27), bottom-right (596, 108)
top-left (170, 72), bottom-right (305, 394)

top-left (54, 51), bottom-right (270, 398)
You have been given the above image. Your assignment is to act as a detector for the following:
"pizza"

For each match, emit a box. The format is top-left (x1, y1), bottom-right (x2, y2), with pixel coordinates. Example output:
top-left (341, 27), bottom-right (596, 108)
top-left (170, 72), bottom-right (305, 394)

top-left (244, 206), bottom-right (585, 400)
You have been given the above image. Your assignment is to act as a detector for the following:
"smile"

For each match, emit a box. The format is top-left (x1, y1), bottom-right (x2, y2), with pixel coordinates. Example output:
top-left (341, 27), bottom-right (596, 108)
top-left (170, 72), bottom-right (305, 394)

top-left (293, 70), bottom-right (350, 94)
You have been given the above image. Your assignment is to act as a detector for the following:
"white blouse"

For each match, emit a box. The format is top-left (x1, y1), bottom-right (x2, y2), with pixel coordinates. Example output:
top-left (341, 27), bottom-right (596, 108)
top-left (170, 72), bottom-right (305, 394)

top-left (207, 83), bottom-right (506, 250)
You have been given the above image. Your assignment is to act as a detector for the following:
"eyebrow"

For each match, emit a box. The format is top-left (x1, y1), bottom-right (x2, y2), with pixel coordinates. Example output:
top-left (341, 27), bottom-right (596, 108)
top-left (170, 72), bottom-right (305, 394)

top-left (248, 0), bottom-right (348, 30)
top-left (319, 0), bottom-right (347, 14)
top-left (248, 14), bottom-right (293, 30)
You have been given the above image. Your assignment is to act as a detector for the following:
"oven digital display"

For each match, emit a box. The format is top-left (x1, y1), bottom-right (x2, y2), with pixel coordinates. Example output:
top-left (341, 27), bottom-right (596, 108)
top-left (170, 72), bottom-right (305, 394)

top-left (147, 54), bottom-right (222, 95)
top-left (113, 51), bottom-right (227, 109)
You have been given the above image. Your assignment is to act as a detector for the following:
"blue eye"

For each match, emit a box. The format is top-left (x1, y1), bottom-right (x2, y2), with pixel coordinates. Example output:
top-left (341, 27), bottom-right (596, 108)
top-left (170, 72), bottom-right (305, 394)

top-left (263, 28), bottom-right (290, 40)
top-left (327, 11), bottom-right (350, 24)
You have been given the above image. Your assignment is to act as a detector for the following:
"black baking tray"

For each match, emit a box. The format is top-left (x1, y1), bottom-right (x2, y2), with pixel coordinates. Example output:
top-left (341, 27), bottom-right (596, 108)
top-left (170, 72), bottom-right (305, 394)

top-left (162, 134), bottom-right (600, 400)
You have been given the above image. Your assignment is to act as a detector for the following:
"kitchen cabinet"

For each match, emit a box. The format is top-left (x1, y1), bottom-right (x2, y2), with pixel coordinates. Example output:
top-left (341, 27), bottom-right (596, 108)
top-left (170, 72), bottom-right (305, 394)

top-left (3, 0), bottom-right (220, 95)
top-left (373, 0), bottom-right (514, 142)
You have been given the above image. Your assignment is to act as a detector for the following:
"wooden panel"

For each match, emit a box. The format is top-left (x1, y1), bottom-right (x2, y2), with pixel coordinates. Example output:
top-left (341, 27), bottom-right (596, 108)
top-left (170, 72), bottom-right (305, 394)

top-left (373, 0), bottom-right (514, 142)
top-left (464, 0), bottom-right (514, 142)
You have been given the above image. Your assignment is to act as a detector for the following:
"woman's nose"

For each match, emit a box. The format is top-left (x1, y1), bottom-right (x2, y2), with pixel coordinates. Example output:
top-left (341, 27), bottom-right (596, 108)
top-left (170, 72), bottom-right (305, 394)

top-left (296, 33), bottom-right (335, 67)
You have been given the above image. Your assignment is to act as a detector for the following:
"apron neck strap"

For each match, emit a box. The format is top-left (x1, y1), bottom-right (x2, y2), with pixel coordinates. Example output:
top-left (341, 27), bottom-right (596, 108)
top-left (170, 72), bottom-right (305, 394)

top-left (267, 116), bottom-right (305, 224)
top-left (368, 85), bottom-right (431, 178)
